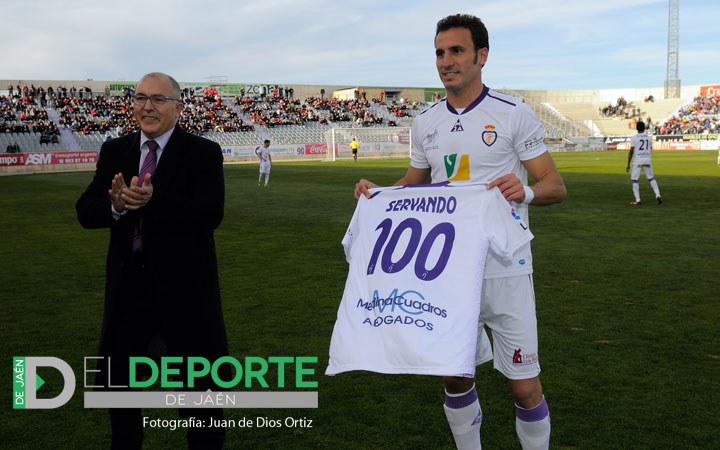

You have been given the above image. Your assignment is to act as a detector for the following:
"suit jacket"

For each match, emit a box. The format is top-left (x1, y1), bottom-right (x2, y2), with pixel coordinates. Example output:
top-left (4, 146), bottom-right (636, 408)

top-left (76, 125), bottom-right (229, 361)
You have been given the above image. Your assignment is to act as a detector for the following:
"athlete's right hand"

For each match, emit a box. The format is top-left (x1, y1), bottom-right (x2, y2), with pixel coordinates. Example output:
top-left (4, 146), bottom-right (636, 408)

top-left (355, 179), bottom-right (379, 199)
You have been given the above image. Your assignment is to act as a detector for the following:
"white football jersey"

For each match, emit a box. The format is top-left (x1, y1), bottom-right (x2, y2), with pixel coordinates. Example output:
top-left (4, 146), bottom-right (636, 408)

top-left (256, 145), bottom-right (271, 161)
top-left (256, 145), bottom-right (271, 172)
top-left (410, 86), bottom-right (546, 278)
top-left (326, 182), bottom-right (533, 377)
top-left (629, 133), bottom-right (653, 165)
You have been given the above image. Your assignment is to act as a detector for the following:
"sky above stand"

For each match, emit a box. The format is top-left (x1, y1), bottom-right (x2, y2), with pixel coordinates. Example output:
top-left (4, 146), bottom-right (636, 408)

top-left (4, 0), bottom-right (719, 90)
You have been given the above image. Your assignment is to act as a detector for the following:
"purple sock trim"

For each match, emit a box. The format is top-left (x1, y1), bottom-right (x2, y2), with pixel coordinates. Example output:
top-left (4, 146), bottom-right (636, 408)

top-left (516, 397), bottom-right (549, 423)
top-left (444, 388), bottom-right (478, 409)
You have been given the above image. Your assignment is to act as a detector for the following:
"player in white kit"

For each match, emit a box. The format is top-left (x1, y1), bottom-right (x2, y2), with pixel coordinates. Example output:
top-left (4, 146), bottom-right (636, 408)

top-left (355, 14), bottom-right (566, 450)
top-left (256, 139), bottom-right (272, 187)
top-left (626, 121), bottom-right (662, 205)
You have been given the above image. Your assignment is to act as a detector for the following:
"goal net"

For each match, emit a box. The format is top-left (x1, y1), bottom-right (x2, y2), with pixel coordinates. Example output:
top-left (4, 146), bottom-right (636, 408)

top-left (324, 127), bottom-right (412, 161)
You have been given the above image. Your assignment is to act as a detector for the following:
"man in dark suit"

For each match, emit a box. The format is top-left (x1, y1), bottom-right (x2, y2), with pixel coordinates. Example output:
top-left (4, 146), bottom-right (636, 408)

top-left (77, 72), bottom-right (229, 449)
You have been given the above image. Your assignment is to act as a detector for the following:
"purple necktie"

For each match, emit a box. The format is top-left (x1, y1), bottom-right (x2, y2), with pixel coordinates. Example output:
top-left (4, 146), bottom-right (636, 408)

top-left (132, 140), bottom-right (158, 253)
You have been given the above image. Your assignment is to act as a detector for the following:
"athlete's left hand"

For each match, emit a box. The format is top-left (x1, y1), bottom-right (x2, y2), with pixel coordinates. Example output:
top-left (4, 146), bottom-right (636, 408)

top-left (487, 174), bottom-right (525, 203)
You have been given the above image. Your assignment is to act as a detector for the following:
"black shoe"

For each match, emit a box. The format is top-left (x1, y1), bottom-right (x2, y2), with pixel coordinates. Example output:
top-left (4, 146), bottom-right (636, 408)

top-left (656, 196), bottom-right (663, 204)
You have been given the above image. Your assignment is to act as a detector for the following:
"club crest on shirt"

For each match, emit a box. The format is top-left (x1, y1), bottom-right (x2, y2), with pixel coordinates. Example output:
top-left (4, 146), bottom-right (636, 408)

top-left (482, 124), bottom-right (497, 146)
top-left (423, 129), bottom-right (440, 152)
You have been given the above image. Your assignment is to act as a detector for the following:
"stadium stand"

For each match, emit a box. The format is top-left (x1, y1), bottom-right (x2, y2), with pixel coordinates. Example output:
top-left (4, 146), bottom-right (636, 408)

top-left (0, 94), bottom-right (62, 152)
top-left (655, 94), bottom-right (720, 135)
top-left (498, 89), bottom-right (596, 139)
top-left (3, 80), bottom-right (720, 159)
top-left (550, 97), bottom-right (686, 137)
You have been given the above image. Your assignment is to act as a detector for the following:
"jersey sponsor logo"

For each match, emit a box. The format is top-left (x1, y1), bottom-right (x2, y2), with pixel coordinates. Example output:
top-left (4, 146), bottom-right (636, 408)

top-left (355, 288), bottom-right (448, 332)
top-left (444, 153), bottom-right (470, 181)
top-left (450, 119), bottom-right (464, 132)
top-left (510, 208), bottom-right (528, 230)
top-left (482, 124), bottom-right (497, 146)
top-left (423, 129), bottom-right (440, 152)
top-left (524, 136), bottom-right (542, 151)
top-left (512, 348), bottom-right (538, 366)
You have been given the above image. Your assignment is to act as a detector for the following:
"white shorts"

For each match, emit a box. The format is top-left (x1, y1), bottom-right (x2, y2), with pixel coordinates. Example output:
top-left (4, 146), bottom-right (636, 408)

top-left (475, 274), bottom-right (541, 380)
top-left (474, 326), bottom-right (493, 367)
top-left (259, 161), bottom-right (271, 174)
top-left (631, 164), bottom-right (654, 181)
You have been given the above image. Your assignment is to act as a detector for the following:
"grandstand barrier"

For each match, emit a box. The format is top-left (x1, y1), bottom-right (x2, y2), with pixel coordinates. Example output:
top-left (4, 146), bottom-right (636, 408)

top-left (324, 127), bottom-right (411, 161)
top-left (606, 134), bottom-right (720, 151)
top-left (548, 137), bottom-right (606, 152)
top-left (0, 151), bottom-right (97, 175)
top-left (221, 143), bottom-right (329, 163)
top-left (3, 135), bottom-right (718, 176)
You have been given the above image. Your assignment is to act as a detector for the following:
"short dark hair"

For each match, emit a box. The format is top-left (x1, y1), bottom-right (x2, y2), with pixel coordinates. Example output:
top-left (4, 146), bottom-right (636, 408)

top-left (264, 139), bottom-right (270, 144)
top-left (636, 121), bottom-right (646, 132)
top-left (436, 14), bottom-right (489, 52)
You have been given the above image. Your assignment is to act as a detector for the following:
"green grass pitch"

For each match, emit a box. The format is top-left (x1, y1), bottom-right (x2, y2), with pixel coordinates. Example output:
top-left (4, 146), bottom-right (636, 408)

top-left (1, 150), bottom-right (719, 449)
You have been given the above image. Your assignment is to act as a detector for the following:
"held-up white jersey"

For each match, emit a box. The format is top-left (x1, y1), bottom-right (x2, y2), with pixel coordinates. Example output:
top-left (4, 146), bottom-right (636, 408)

top-left (629, 133), bottom-right (653, 166)
top-left (326, 182), bottom-right (533, 377)
top-left (410, 86), bottom-right (547, 278)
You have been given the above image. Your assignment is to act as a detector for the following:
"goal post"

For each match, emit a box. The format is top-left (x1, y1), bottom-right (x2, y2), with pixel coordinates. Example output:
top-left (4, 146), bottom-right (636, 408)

top-left (324, 127), bottom-right (412, 161)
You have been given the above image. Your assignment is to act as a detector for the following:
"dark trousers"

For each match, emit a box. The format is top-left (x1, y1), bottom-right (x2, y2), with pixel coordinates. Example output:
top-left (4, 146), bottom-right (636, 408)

top-left (103, 252), bottom-right (226, 449)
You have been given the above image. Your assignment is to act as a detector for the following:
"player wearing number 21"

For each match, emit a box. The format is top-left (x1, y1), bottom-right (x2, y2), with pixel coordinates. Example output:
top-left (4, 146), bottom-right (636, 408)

top-left (626, 120), bottom-right (662, 205)
top-left (354, 14), bottom-right (566, 450)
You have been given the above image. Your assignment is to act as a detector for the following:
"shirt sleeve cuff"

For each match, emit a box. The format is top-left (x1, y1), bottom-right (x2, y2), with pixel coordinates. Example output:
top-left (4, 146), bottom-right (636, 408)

top-left (111, 204), bottom-right (127, 220)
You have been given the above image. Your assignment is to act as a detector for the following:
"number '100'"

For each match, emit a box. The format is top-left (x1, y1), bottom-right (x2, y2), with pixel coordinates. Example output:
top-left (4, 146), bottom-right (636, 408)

top-left (366, 218), bottom-right (455, 281)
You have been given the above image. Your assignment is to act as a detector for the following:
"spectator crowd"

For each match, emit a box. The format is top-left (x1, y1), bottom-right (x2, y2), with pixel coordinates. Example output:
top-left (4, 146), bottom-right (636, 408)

top-left (1, 92), bottom-right (60, 143)
top-left (656, 94), bottom-right (720, 135)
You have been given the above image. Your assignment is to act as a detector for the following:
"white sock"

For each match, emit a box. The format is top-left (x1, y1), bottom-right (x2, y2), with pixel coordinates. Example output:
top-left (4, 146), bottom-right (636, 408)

top-left (649, 179), bottom-right (660, 197)
top-left (264, 174), bottom-right (270, 186)
top-left (515, 395), bottom-right (550, 450)
top-left (443, 385), bottom-right (482, 450)
top-left (258, 174), bottom-right (263, 183)
top-left (632, 182), bottom-right (640, 202)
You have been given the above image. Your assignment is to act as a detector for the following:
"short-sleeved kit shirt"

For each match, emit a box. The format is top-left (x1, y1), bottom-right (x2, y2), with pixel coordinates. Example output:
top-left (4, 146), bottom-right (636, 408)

top-left (629, 133), bottom-right (653, 166)
top-left (256, 145), bottom-right (271, 173)
top-left (326, 182), bottom-right (533, 376)
top-left (410, 86), bottom-right (547, 278)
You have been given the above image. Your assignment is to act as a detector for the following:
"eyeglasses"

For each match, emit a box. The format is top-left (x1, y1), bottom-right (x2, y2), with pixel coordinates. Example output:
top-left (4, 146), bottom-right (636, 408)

top-left (133, 94), bottom-right (179, 106)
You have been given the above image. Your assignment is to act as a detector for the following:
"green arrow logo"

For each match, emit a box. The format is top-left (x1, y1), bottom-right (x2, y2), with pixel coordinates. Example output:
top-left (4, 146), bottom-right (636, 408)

top-left (36, 374), bottom-right (45, 390)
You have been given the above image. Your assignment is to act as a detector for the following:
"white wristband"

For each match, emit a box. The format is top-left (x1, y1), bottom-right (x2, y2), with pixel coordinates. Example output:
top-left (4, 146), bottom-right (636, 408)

top-left (522, 186), bottom-right (535, 204)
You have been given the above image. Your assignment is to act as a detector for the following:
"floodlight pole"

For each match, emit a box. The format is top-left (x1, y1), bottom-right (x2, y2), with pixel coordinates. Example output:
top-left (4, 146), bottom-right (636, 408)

top-left (664, 0), bottom-right (681, 99)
